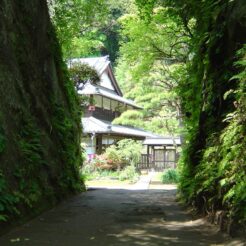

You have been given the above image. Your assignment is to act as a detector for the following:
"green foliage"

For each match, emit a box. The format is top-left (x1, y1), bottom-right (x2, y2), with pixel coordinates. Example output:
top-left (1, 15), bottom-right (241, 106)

top-left (51, 102), bottom-right (83, 192)
top-left (115, 139), bottom-right (143, 166)
top-left (47, 0), bottom-right (246, 229)
top-left (105, 145), bottom-right (124, 169)
top-left (179, 112), bottom-right (246, 221)
top-left (129, 0), bottom-right (246, 228)
top-left (49, 0), bottom-right (109, 58)
top-left (0, 126), bottom-right (5, 153)
top-left (0, 171), bottom-right (19, 222)
top-left (18, 119), bottom-right (44, 168)
top-left (82, 164), bottom-right (139, 183)
top-left (135, 0), bottom-right (156, 21)
top-left (82, 166), bottom-right (120, 181)
top-left (113, 110), bottom-right (144, 128)
top-left (50, 47), bottom-right (85, 194)
top-left (161, 169), bottom-right (179, 184)
top-left (83, 139), bottom-right (142, 173)
top-left (81, 139), bottom-right (141, 183)
top-left (118, 165), bottom-right (139, 182)
top-left (178, 11), bottom-right (246, 226)
top-left (0, 0), bottom-right (85, 226)
top-left (114, 4), bottom-right (190, 135)
top-left (13, 117), bottom-right (46, 208)
top-left (90, 154), bottom-right (120, 171)
top-left (69, 63), bottom-right (100, 90)
top-left (49, 0), bottom-right (135, 61)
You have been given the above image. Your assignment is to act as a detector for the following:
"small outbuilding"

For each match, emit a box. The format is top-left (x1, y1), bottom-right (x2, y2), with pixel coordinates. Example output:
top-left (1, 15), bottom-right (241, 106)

top-left (139, 137), bottom-right (181, 171)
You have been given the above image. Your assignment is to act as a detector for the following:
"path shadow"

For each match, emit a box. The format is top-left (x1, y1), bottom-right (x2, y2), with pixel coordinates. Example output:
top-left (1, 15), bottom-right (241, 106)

top-left (0, 187), bottom-right (242, 246)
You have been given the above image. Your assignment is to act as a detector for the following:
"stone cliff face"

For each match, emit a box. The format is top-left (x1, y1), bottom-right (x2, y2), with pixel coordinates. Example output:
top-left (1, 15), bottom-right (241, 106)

top-left (0, 0), bottom-right (83, 231)
top-left (179, 0), bottom-right (246, 234)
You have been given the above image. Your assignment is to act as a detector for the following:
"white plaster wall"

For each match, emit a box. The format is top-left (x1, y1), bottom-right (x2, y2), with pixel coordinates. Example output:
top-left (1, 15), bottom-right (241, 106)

top-left (100, 72), bottom-right (114, 90)
top-left (83, 137), bottom-right (96, 155)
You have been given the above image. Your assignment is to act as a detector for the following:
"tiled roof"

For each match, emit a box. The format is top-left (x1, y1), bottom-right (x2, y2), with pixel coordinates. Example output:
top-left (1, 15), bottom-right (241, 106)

top-left (82, 117), bottom-right (159, 138)
top-left (69, 56), bottom-right (110, 75)
top-left (68, 55), bottom-right (123, 96)
top-left (78, 82), bottom-right (142, 109)
top-left (143, 137), bottom-right (181, 146)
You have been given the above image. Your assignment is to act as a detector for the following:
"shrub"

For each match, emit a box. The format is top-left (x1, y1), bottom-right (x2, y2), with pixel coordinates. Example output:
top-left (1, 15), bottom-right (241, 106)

top-left (81, 139), bottom-right (142, 178)
top-left (161, 169), bottom-right (179, 184)
top-left (116, 139), bottom-right (142, 166)
top-left (91, 155), bottom-right (115, 170)
top-left (81, 161), bottom-right (94, 176)
top-left (104, 139), bottom-right (142, 169)
top-left (86, 139), bottom-right (143, 172)
top-left (119, 165), bottom-right (139, 182)
top-left (104, 145), bottom-right (123, 169)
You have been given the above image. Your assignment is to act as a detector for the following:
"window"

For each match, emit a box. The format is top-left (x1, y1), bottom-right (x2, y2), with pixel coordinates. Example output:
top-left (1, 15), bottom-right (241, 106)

top-left (103, 97), bottom-right (110, 110)
top-left (94, 95), bottom-right (102, 107)
top-left (102, 137), bottom-right (115, 145)
top-left (166, 150), bottom-right (175, 162)
top-left (111, 100), bottom-right (118, 112)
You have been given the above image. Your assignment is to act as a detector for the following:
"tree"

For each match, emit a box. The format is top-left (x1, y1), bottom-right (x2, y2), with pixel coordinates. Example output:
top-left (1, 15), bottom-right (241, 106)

top-left (114, 4), bottom-right (191, 136)
top-left (69, 63), bottom-right (100, 90)
top-left (48, 0), bottom-right (109, 58)
top-left (133, 0), bottom-right (246, 230)
top-left (48, 0), bottom-right (135, 62)
top-left (116, 0), bottom-right (246, 230)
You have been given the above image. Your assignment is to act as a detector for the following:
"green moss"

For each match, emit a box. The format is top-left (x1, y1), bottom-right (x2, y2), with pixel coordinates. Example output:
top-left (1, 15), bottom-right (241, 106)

top-left (0, 129), bottom-right (5, 154)
top-left (179, 38), bottom-right (246, 227)
top-left (51, 99), bottom-right (84, 193)
top-left (0, 1), bottom-right (85, 227)
top-left (0, 171), bottom-right (19, 222)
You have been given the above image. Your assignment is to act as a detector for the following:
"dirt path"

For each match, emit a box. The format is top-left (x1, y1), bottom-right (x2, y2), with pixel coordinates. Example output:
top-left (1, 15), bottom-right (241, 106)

top-left (0, 184), bottom-right (244, 245)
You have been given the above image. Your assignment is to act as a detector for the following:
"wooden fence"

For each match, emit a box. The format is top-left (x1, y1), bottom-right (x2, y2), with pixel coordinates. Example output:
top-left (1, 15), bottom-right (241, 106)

top-left (137, 151), bottom-right (177, 171)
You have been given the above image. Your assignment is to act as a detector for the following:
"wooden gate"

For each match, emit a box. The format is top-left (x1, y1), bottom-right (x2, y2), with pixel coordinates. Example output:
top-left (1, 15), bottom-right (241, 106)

top-left (138, 149), bottom-right (177, 171)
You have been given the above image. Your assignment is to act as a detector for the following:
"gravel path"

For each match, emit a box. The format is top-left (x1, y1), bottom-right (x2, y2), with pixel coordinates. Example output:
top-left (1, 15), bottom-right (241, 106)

top-left (0, 183), bottom-right (245, 245)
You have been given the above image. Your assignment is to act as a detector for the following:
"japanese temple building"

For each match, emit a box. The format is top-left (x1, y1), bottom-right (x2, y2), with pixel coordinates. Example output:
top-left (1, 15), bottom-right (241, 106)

top-left (69, 56), bottom-right (182, 167)
top-left (70, 56), bottom-right (157, 158)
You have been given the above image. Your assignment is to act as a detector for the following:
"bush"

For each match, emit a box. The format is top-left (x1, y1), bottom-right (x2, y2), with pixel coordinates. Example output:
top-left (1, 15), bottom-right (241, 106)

top-left (161, 169), bottom-right (179, 184)
top-left (91, 154), bottom-right (117, 170)
top-left (104, 145), bottom-right (123, 169)
top-left (119, 165), bottom-right (139, 182)
top-left (84, 139), bottom-right (143, 172)
top-left (81, 139), bottom-right (142, 182)
top-left (82, 152), bottom-right (121, 174)
top-left (117, 139), bottom-right (142, 166)
top-left (104, 139), bottom-right (142, 169)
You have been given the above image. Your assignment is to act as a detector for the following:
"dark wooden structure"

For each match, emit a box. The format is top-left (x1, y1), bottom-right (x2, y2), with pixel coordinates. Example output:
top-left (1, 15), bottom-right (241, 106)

top-left (138, 137), bottom-right (181, 171)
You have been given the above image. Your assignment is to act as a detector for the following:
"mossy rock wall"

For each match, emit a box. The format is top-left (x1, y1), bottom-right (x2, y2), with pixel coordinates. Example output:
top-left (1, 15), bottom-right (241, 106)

top-left (0, 0), bottom-right (83, 231)
top-left (178, 0), bottom-right (246, 234)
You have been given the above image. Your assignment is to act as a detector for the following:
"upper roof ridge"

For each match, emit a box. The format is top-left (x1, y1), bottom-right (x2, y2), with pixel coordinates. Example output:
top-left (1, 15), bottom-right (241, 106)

top-left (69, 56), bottom-right (123, 96)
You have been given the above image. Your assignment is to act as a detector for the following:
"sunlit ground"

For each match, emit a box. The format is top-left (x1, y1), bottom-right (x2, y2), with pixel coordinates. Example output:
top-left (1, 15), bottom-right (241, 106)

top-left (85, 179), bottom-right (134, 189)
top-left (85, 172), bottom-right (177, 191)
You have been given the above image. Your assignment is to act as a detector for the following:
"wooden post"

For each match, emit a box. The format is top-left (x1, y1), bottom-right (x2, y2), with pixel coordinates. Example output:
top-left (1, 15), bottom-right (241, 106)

top-left (163, 146), bottom-right (166, 170)
top-left (152, 146), bottom-right (155, 170)
top-left (147, 145), bottom-right (150, 170)
top-left (174, 149), bottom-right (177, 169)
top-left (96, 135), bottom-right (102, 154)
